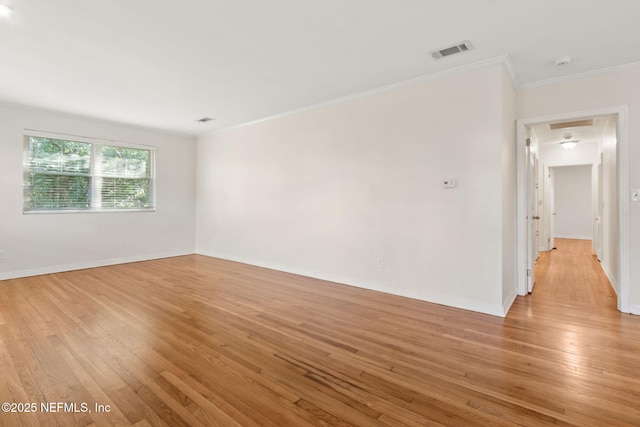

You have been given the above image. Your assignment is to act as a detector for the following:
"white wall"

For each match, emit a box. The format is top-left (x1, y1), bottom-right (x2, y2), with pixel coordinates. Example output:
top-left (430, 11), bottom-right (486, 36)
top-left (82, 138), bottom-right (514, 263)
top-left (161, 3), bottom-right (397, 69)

top-left (518, 66), bottom-right (640, 314)
top-left (0, 103), bottom-right (196, 279)
top-left (552, 165), bottom-right (593, 239)
top-left (196, 62), bottom-right (517, 316)
top-left (501, 66), bottom-right (518, 310)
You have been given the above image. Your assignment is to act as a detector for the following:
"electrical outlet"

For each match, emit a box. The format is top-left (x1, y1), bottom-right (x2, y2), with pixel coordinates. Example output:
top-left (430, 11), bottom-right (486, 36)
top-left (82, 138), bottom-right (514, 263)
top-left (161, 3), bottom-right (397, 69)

top-left (632, 190), bottom-right (640, 202)
top-left (0, 251), bottom-right (5, 260)
top-left (377, 257), bottom-right (384, 268)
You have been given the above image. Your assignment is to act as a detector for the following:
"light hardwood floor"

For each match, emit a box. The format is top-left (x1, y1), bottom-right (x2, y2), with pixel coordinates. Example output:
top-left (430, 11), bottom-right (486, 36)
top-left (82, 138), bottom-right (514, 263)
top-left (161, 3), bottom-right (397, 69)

top-left (0, 240), bottom-right (638, 426)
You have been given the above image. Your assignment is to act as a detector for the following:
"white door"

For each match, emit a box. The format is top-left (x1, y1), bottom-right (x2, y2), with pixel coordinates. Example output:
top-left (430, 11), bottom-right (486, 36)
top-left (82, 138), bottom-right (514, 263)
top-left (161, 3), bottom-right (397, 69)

top-left (526, 136), bottom-right (539, 293)
top-left (594, 157), bottom-right (603, 260)
top-left (540, 165), bottom-right (551, 251)
top-left (549, 168), bottom-right (555, 250)
top-left (534, 156), bottom-right (541, 249)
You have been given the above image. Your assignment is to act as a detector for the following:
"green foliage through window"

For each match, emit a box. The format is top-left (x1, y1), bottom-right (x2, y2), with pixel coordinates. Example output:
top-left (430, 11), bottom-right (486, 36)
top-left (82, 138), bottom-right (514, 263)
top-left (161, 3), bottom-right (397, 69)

top-left (24, 135), bottom-right (155, 212)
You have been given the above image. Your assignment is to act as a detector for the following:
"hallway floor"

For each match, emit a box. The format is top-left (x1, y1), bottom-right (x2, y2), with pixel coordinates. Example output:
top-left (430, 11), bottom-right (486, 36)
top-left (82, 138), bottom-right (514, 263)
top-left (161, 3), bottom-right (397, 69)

top-left (530, 238), bottom-right (617, 308)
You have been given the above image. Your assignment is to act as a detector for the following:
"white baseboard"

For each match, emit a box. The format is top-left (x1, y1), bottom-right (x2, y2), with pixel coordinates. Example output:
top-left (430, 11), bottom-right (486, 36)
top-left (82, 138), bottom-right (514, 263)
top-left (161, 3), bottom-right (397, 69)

top-left (0, 247), bottom-right (516, 319)
top-left (196, 250), bottom-right (507, 317)
top-left (502, 288), bottom-right (518, 316)
top-left (630, 305), bottom-right (640, 316)
top-left (553, 235), bottom-right (592, 240)
top-left (0, 250), bottom-right (195, 281)
top-left (599, 261), bottom-right (618, 294)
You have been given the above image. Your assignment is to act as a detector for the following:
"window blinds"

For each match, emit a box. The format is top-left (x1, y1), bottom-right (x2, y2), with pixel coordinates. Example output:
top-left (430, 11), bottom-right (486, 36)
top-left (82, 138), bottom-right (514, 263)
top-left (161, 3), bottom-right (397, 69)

top-left (23, 132), bottom-right (156, 213)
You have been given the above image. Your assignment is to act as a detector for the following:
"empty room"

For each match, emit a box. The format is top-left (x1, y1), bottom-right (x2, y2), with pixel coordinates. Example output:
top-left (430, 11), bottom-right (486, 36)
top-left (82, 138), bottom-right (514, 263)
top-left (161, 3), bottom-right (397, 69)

top-left (1, 1), bottom-right (640, 426)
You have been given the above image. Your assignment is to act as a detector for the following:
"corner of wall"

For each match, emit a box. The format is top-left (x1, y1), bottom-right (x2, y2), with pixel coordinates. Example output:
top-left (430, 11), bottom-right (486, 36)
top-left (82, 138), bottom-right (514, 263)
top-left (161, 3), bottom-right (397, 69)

top-left (0, 104), bottom-right (198, 279)
top-left (501, 288), bottom-right (518, 317)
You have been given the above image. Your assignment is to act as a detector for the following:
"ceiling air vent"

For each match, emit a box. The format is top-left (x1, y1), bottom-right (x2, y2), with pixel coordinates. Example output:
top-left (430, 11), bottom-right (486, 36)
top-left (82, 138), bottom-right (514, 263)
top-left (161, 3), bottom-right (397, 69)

top-left (197, 117), bottom-right (215, 123)
top-left (431, 40), bottom-right (473, 59)
top-left (549, 119), bottom-right (594, 130)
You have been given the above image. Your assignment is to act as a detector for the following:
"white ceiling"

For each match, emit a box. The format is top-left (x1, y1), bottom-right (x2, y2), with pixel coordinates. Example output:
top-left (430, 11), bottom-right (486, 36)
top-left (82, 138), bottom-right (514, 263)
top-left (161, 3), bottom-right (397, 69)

top-left (1, 0), bottom-right (639, 136)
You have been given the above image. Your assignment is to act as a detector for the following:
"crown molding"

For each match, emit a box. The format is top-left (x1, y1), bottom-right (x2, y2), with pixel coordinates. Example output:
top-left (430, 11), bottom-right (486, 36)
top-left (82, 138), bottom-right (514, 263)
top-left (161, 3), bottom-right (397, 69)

top-left (501, 55), bottom-right (519, 89)
top-left (0, 99), bottom-right (195, 139)
top-left (200, 58), bottom-right (640, 138)
top-left (518, 61), bottom-right (640, 90)
top-left (206, 55), bottom-right (516, 136)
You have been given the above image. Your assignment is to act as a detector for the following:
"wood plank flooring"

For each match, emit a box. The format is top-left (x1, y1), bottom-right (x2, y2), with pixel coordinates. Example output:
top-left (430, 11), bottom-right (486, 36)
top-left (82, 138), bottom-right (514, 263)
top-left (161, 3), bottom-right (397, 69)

top-left (0, 244), bottom-right (638, 426)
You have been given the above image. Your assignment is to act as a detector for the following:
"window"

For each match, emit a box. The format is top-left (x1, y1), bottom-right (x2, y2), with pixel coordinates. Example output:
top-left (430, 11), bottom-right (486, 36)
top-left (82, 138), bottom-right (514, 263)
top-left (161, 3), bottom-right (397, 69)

top-left (23, 132), bottom-right (156, 213)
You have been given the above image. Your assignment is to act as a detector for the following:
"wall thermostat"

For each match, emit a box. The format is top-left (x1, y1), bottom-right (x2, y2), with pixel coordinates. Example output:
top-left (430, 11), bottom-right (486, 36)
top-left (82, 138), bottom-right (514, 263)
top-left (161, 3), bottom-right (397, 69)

top-left (441, 178), bottom-right (457, 189)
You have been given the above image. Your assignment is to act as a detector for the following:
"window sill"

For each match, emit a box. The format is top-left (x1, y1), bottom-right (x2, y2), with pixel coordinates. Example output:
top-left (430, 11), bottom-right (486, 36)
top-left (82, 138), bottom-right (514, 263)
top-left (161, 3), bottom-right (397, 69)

top-left (23, 208), bottom-right (156, 215)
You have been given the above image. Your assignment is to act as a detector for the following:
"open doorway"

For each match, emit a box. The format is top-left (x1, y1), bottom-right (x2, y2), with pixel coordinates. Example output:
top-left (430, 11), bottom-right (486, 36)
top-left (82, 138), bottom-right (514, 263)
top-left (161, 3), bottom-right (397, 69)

top-left (516, 107), bottom-right (630, 312)
top-left (551, 165), bottom-right (593, 242)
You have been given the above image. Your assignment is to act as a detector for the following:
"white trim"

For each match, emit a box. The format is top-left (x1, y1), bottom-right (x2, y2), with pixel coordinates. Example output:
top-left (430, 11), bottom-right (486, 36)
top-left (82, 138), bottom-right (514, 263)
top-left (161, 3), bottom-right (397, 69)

top-left (630, 305), bottom-right (640, 316)
top-left (519, 61), bottom-right (640, 90)
top-left (196, 250), bottom-right (507, 317)
top-left (516, 119), bottom-right (528, 295)
top-left (516, 106), bottom-right (629, 313)
top-left (553, 235), bottom-right (593, 240)
top-left (204, 55), bottom-right (516, 136)
top-left (0, 250), bottom-right (193, 281)
top-left (600, 260), bottom-right (618, 294)
top-left (502, 55), bottom-right (519, 89)
top-left (23, 208), bottom-right (156, 215)
top-left (0, 99), bottom-right (193, 138)
top-left (24, 129), bottom-right (158, 150)
top-left (502, 289), bottom-right (518, 316)
top-left (617, 107), bottom-right (630, 313)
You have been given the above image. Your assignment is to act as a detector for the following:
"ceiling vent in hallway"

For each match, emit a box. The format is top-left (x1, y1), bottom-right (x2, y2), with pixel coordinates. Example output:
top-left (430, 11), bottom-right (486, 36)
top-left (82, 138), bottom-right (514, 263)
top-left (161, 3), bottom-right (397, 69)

top-left (549, 119), bottom-right (594, 130)
top-left (431, 41), bottom-right (473, 59)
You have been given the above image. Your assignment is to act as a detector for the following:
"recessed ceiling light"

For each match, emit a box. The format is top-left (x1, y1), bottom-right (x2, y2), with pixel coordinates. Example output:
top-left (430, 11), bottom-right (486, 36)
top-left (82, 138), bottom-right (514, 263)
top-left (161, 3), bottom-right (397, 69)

top-left (196, 117), bottom-right (215, 123)
top-left (0, 4), bottom-right (13, 18)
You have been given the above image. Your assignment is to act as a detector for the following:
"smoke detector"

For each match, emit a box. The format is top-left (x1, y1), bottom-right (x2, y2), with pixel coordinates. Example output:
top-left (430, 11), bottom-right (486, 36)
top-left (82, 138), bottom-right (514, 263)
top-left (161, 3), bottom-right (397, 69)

top-left (431, 40), bottom-right (474, 59)
top-left (555, 56), bottom-right (571, 66)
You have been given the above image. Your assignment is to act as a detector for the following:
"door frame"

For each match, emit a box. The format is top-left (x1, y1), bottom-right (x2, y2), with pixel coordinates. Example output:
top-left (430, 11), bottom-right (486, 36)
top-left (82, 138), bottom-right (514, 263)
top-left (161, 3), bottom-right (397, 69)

top-left (516, 106), bottom-right (629, 312)
top-left (594, 155), bottom-right (604, 261)
top-left (547, 167), bottom-right (555, 252)
top-left (525, 137), bottom-right (539, 293)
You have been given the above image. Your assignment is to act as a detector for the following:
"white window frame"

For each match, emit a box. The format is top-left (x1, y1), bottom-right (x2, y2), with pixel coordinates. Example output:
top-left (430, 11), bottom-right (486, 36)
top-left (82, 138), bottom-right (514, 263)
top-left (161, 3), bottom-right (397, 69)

top-left (23, 130), bottom-right (157, 214)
